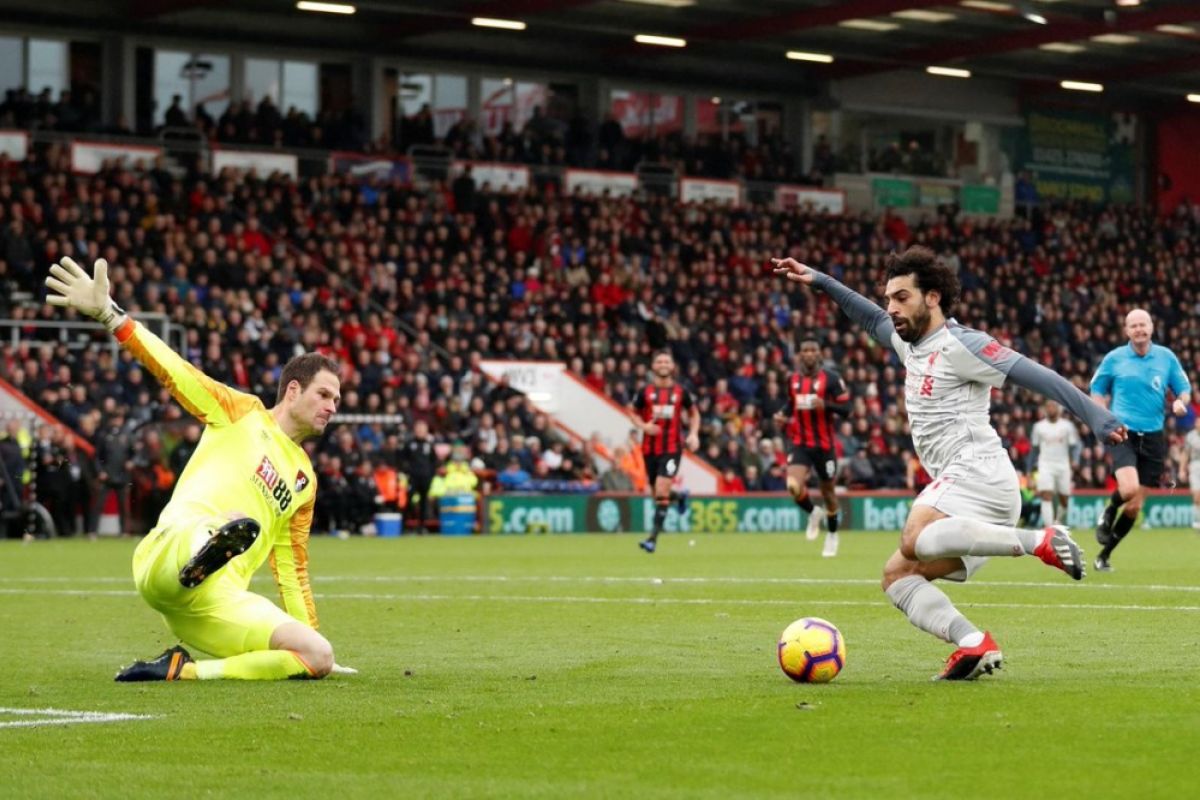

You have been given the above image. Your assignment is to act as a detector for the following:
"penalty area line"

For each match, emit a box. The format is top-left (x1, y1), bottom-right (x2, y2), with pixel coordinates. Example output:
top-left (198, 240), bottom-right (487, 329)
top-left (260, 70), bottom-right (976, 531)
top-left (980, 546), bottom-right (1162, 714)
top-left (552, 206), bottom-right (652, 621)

top-left (3, 574), bottom-right (1199, 594)
top-left (315, 591), bottom-right (1200, 613)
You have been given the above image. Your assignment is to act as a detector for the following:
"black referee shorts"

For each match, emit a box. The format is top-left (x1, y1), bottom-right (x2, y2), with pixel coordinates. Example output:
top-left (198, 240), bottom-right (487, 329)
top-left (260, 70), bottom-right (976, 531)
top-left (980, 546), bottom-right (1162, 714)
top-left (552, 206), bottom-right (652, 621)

top-left (1110, 430), bottom-right (1167, 487)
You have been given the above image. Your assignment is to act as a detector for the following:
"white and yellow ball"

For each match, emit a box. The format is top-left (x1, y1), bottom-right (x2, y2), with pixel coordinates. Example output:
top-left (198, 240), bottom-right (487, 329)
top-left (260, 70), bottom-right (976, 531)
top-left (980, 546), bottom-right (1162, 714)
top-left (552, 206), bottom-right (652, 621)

top-left (777, 617), bottom-right (846, 683)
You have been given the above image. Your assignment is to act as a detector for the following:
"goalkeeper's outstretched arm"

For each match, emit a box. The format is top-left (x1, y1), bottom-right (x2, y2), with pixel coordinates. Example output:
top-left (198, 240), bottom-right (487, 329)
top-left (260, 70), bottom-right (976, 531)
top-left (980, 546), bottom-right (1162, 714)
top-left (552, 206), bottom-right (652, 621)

top-left (46, 257), bottom-right (259, 428)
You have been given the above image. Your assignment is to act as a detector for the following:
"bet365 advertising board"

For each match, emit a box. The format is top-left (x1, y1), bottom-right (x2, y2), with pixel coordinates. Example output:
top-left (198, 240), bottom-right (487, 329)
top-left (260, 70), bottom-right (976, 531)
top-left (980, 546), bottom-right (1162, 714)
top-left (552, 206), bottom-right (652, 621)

top-left (483, 492), bottom-right (1194, 534)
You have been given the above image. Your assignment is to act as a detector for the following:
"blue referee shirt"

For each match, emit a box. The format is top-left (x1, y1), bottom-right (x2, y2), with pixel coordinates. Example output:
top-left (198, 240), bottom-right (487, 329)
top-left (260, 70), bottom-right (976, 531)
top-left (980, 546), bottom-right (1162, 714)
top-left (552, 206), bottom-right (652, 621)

top-left (1090, 343), bottom-right (1191, 432)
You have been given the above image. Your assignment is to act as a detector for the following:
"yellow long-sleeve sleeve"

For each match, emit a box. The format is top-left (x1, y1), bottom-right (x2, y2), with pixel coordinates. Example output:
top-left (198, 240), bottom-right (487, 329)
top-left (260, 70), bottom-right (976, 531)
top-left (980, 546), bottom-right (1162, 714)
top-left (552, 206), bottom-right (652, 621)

top-left (269, 492), bottom-right (319, 629)
top-left (115, 318), bottom-right (259, 427)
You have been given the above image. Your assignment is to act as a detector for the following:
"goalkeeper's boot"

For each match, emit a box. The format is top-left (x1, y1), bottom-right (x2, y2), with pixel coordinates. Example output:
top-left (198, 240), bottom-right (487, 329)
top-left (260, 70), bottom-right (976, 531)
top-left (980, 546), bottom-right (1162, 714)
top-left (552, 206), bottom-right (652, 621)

top-left (115, 645), bottom-right (192, 682)
top-left (179, 517), bottom-right (260, 588)
top-left (1034, 525), bottom-right (1085, 581)
top-left (934, 632), bottom-right (1002, 681)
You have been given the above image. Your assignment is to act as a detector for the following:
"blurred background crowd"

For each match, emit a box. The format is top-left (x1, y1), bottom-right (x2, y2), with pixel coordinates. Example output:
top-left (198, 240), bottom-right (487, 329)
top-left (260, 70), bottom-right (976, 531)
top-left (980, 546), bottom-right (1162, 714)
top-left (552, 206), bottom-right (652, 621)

top-left (4, 144), bottom-right (1200, 536)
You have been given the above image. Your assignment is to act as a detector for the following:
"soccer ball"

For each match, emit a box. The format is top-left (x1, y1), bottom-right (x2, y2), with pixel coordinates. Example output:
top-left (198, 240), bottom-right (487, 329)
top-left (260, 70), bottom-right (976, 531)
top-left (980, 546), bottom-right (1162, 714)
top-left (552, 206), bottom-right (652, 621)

top-left (777, 617), bottom-right (846, 683)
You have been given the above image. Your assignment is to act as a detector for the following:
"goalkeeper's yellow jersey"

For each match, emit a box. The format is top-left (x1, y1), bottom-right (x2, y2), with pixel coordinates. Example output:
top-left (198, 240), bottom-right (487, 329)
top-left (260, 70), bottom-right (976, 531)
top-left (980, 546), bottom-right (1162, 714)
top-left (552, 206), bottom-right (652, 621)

top-left (116, 319), bottom-right (320, 628)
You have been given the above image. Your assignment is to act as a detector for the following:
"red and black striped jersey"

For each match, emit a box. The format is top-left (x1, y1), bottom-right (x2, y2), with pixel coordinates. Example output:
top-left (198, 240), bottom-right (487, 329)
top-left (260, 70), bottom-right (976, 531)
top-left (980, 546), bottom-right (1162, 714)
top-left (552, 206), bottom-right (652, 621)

top-left (787, 369), bottom-right (850, 450)
top-left (632, 383), bottom-right (694, 456)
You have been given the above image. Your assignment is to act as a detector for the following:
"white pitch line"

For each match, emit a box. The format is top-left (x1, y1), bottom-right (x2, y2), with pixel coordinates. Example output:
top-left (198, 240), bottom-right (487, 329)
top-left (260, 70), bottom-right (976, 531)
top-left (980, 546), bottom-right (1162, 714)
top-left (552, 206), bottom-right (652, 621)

top-left (0, 586), bottom-right (1195, 612)
top-left (0, 707), bottom-right (157, 730)
top-left (319, 591), bottom-right (1200, 613)
top-left (0, 589), bottom-right (136, 596)
top-left (2, 574), bottom-right (1198, 593)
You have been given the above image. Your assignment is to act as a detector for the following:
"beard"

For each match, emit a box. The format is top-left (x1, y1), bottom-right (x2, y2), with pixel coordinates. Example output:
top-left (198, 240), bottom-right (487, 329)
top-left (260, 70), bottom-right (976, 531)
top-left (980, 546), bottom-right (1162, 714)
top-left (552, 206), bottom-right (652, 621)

top-left (893, 305), bottom-right (932, 343)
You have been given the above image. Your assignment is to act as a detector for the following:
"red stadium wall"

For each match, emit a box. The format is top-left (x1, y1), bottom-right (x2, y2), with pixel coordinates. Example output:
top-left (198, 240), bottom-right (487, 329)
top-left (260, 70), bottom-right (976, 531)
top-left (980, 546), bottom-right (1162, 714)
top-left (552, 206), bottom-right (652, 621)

top-left (1155, 109), bottom-right (1200, 215)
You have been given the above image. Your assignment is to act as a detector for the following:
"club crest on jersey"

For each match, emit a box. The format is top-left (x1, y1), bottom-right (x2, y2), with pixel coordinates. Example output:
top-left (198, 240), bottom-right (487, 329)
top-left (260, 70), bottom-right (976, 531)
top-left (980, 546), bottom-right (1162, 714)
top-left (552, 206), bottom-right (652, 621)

top-left (295, 470), bottom-right (310, 493)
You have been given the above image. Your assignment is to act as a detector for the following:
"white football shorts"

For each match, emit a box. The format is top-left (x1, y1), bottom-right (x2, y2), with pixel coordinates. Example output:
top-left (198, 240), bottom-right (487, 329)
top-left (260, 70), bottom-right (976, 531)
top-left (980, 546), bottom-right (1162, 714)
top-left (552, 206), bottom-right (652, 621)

top-left (913, 451), bottom-right (1021, 582)
top-left (1036, 463), bottom-right (1072, 496)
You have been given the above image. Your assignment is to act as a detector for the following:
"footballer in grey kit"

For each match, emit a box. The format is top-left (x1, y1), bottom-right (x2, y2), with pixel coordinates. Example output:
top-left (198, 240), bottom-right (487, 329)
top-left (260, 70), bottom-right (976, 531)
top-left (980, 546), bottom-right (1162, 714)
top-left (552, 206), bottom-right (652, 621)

top-left (774, 246), bottom-right (1127, 681)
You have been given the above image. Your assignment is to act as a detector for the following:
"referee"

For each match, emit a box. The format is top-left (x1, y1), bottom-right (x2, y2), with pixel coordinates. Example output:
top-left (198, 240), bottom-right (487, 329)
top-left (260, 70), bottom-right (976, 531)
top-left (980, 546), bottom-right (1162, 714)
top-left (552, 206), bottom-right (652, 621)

top-left (1090, 309), bottom-right (1191, 572)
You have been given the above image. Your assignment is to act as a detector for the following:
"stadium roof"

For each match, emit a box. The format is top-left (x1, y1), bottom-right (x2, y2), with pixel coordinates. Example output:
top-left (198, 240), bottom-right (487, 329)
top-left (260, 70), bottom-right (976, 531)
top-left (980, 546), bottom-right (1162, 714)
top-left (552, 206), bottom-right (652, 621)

top-left (7, 0), bottom-right (1200, 99)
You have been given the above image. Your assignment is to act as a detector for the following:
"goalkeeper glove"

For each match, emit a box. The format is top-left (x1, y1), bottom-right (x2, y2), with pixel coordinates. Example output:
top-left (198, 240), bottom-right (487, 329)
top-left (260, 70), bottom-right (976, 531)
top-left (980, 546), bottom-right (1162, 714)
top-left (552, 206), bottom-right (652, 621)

top-left (331, 663), bottom-right (359, 675)
top-left (45, 257), bottom-right (128, 332)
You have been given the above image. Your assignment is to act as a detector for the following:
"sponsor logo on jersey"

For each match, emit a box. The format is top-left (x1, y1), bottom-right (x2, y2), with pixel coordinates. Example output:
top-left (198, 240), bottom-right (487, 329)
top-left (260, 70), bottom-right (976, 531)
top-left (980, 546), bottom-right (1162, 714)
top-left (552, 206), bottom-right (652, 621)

top-left (253, 455), bottom-right (293, 512)
top-left (256, 455), bottom-right (280, 489)
top-left (653, 403), bottom-right (677, 419)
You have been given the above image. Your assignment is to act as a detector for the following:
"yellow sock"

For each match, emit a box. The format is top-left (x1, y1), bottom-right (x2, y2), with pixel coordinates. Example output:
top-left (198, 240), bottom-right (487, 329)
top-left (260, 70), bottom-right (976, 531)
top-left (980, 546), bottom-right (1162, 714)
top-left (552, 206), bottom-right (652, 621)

top-left (193, 650), bottom-right (314, 681)
top-left (180, 662), bottom-right (198, 680)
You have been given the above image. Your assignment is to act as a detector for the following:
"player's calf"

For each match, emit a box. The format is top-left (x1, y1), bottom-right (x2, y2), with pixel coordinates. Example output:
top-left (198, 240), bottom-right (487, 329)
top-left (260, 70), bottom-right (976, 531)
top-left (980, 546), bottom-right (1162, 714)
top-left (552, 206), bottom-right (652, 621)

top-left (179, 517), bottom-right (261, 588)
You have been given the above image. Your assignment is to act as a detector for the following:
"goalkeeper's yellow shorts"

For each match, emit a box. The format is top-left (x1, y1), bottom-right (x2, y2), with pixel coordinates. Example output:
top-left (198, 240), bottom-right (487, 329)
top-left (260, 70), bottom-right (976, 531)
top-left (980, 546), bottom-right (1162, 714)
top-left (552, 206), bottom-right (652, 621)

top-left (132, 518), bottom-right (293, 658)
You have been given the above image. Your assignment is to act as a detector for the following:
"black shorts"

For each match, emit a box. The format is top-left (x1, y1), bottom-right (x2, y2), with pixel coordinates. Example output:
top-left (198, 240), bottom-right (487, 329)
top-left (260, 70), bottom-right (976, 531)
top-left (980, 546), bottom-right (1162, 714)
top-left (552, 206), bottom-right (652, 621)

top-left (1110, 431), bottom-right (1167, 487)
top-left (788, 444), bottom-right (838, 482)
top-left (644, 452), bottom-right (682, 481)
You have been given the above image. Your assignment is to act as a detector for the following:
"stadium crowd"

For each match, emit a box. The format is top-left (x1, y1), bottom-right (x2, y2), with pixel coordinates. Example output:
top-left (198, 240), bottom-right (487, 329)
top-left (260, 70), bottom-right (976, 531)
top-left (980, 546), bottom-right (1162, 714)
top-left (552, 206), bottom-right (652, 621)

top-left (2, 141), bottom-right (1199, 536)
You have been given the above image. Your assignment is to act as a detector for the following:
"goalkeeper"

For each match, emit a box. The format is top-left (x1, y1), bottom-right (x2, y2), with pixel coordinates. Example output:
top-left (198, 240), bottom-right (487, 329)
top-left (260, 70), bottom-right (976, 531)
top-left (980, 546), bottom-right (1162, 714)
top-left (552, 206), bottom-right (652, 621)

top-left (47, 257), bottom-right (347, 681)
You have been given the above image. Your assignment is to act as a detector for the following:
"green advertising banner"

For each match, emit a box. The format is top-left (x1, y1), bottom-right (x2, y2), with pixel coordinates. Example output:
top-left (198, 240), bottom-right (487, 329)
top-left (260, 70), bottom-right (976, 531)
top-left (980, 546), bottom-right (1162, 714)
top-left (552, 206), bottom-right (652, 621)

top-left (484, 492), bottom-right (1195, 534)
top-left (961, 184), bottom-right (1001, 214)
top-left (871, 177), bottom-right (915, 208)
top-left (1018, 108), bottom-right (1136, 203)
top-left (485, 495), bottom-right (589, 534)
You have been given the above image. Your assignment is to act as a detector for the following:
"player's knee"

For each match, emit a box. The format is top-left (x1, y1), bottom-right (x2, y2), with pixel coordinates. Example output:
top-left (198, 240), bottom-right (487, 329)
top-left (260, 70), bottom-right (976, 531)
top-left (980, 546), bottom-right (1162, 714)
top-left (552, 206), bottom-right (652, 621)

top-left (304, 637), bottom-right (334, 678)
top-left (898, 521), bottom-right (927, 560)
top-left (786, 478), bottom-right (804, 497)
top-left (881, 553), bottom-right (919, 591)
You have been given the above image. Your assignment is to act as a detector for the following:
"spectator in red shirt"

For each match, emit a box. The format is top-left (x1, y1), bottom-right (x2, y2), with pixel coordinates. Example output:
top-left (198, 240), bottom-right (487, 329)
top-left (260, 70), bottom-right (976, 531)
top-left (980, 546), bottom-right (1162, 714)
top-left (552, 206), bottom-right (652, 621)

top-left (718, 467), bottom-right (746, 494)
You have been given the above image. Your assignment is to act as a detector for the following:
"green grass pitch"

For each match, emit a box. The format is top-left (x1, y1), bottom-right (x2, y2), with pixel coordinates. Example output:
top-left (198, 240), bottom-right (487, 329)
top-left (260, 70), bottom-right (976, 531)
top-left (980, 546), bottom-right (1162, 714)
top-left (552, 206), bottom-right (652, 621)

top-left (1, 530), bottom-right (1198, 798)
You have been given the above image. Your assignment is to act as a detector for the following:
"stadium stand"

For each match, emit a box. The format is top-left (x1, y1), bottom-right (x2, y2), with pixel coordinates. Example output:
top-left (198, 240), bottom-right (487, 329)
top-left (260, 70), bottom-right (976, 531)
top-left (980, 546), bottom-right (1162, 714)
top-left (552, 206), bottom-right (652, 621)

top-left (2, 138), bottom-right (1199, 536)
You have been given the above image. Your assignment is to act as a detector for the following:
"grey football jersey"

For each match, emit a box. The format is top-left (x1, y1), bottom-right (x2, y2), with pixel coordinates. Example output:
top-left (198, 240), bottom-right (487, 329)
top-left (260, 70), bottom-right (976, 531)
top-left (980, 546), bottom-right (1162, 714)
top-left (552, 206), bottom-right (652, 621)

top-left (890, 322), bottom-right (1013, 476)
top-left (808, 270), bottom-right (1122, 481)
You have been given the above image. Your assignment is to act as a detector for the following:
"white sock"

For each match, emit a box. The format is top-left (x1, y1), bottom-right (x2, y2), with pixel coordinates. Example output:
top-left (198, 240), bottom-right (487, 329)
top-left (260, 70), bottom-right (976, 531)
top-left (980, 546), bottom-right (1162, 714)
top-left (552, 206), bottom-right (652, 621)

top-left (1193, 504), bottom-right (1200, 527)
top-left (1041, 499), bottom-right (1055, 526)
top-left (885, 575), bottom-right (980, 645)
top-left (914, 516), bottom-right (1041, 560)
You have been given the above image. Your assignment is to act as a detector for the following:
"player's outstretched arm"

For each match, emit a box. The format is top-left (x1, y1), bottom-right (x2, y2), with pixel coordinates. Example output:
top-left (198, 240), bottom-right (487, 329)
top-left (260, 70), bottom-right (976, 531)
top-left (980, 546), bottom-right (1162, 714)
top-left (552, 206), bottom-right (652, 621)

top-left (947, 326), bottom-right (1126, 447)
top-left (46, 257), bottom-right (258, 428)
top-left (1007, 357), bottom-right (1126, 446)
top-left (771, 258), bottom-right (896, 346)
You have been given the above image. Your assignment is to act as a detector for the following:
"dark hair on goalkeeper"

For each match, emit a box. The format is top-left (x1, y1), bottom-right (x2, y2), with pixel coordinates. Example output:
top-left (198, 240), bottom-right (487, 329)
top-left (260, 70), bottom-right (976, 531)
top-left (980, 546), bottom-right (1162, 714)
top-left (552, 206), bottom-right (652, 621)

top-left (277, 352), bottom-right (340, 404)
top-left (884, 245), bottom-right (960, 316)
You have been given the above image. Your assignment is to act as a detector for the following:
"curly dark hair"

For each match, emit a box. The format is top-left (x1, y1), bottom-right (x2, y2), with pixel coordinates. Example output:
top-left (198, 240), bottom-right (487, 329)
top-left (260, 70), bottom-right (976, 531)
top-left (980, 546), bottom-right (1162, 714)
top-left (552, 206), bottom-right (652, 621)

top-left (884, 245), bottom-right (960, 316)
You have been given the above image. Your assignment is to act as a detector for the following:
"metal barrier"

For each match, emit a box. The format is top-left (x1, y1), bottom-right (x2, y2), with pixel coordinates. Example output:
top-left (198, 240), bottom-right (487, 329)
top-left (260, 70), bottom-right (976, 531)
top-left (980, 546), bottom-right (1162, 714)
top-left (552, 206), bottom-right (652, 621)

top-left (0, 313), bottom-right (183, 354)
